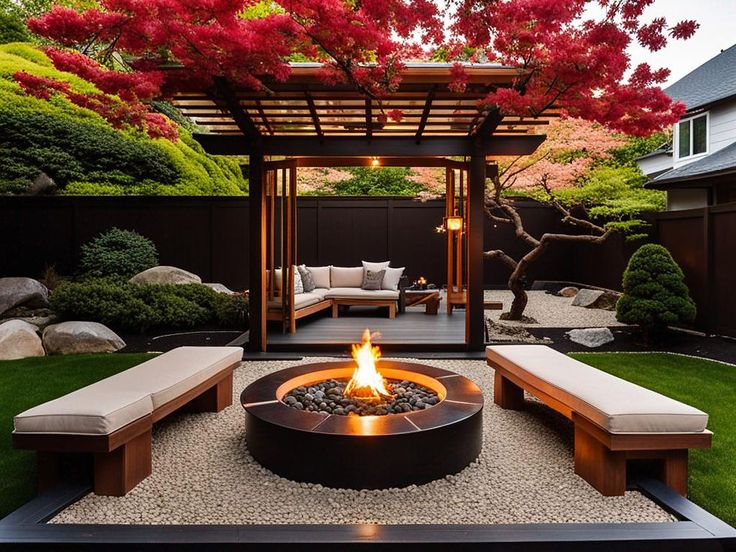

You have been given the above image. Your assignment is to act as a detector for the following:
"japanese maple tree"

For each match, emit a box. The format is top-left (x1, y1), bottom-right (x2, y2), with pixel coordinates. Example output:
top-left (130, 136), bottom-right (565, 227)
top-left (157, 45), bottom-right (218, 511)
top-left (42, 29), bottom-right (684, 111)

top-left (25, 0), bottom-right (696, 134)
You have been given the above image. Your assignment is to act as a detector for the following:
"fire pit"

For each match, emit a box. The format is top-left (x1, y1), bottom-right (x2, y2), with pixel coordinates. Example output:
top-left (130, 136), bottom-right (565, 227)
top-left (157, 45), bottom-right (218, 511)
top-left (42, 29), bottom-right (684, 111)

top-left (242, 331), bottom-right (483, 489)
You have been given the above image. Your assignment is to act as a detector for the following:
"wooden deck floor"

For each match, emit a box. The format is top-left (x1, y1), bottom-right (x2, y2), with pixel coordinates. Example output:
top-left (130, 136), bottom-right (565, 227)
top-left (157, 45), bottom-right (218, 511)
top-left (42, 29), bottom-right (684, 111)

top-left (267, 307), bottom-right (466, 351)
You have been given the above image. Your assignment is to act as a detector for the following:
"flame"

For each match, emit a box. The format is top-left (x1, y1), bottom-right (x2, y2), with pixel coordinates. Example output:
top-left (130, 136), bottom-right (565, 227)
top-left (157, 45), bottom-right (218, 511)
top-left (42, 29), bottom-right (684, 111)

top-left (344, 329), bottom-right (393, 401)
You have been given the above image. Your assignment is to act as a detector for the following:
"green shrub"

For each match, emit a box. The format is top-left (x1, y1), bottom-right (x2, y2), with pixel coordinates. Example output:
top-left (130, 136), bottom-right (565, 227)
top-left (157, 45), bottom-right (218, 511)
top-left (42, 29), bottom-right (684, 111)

top-left (79, 227), bottom-right (159, 278)
top-left (49, 279), bottom-right (232, 332)
top-left (0, 14), bottom-right (31, 45)
top-left (616, 244), bottom-right (696, 338)
top-left (215, 293), bottom-right (249, 328)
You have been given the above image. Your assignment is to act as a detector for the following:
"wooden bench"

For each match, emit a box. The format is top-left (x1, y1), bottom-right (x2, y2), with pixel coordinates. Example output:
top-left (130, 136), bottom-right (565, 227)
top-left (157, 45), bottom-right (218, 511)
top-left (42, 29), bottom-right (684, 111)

top-left (486, 345), bottom-right (712, 496)
top-left (331, 298), bottom-right (397, 319)
top-left (13, 346), bottom-right (243, 496)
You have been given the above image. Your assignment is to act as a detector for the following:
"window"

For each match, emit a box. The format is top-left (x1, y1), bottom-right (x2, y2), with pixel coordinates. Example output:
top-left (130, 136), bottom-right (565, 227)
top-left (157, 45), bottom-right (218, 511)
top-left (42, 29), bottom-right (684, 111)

top-left (676, 113), bottom-right (708, 159)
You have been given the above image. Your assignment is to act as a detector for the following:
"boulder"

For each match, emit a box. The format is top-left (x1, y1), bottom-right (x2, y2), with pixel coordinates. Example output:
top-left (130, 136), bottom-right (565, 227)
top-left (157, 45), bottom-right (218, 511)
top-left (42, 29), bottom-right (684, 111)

top-left (0, 277), bottom-right (49, 317)
top-left (566, 327), bottom-right (615, 348)
top-left (0, 320), bottom-right (45, 360)
top-left (43, 321), bottom-right (125, 355)
top-left (570, 288), bottom-right (621, 310)
top-left (203, 283), bottom-right (236, 294)
top-left (1, 306), bottom-right (59, 330)
top-left (129, 266), bottom-right (201, 286)
top-left (558, 286), bottom-right (579, 298)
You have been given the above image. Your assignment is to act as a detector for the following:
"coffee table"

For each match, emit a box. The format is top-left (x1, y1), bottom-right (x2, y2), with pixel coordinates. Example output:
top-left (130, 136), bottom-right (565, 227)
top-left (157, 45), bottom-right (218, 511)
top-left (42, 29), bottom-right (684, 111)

top-left (399, 288), bottom-right (442, 315)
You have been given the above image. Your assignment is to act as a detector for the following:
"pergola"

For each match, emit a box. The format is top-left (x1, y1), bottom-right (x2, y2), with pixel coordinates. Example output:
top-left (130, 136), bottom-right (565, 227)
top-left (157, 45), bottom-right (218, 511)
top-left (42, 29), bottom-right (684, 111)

top-left (172, 62), bottom-right (554, 352)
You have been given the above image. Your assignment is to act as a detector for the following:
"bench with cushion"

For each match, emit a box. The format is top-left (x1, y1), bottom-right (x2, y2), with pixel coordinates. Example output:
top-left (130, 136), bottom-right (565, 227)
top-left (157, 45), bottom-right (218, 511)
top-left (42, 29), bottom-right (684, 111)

top-left (13, 346), bottom-right (243, 496)
top-left (486, 345), bottom-right (712, 496)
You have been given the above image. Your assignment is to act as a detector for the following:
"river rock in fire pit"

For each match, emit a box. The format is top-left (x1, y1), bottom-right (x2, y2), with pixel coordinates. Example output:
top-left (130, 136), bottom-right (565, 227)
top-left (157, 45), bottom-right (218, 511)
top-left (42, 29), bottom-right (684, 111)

top-left (283, 378), bottom-right (439, 416)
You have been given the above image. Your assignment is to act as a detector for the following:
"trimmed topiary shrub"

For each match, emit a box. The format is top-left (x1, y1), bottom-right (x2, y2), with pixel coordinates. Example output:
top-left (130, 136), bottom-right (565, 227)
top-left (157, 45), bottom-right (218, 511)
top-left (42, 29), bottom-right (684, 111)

top-left (215, 293), bottom-right (249, 328)
top-left (79, 228), bottom-right (159, 278)
top-left (616, 244), bottom-right (696, 339)
top-left (49, 279), bottom-right (228, 332)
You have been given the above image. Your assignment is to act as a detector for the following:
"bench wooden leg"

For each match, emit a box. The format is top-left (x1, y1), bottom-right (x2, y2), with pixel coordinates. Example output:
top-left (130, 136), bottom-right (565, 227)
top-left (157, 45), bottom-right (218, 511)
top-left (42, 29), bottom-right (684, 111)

top-left (388, 303), bottom-right (396, 319)
top-left (331, 303), bottom-right (339, 318)
top-left (494, 372), bottom-right (525, 410)
top-left (94, 429), bottom-right (152, 496)
top-left (289, 315), bottom-right (296, 334)
top-left (574, 424), bottom-right (626, 496)
top-left (660, 450), bottom-right (688, 496)
top-left (37, 452), bottom-right (62, 493)
top-left (187, 373), bottom-right (233, 413)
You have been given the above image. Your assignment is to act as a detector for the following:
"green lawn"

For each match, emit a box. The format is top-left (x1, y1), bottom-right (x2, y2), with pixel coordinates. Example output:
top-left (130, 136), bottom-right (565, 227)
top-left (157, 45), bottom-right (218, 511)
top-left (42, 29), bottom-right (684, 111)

top-left (0, 353), bottom-right (156, 519)
top-left (571, 352), bottom-right (736, 526)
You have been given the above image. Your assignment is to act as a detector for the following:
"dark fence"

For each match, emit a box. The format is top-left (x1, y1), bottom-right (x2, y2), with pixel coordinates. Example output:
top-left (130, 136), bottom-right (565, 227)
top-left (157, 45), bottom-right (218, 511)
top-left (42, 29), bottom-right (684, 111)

top-left (655, 203), bottom-right (736, 338)
top-left (0, 196), bottom-right (635, 292)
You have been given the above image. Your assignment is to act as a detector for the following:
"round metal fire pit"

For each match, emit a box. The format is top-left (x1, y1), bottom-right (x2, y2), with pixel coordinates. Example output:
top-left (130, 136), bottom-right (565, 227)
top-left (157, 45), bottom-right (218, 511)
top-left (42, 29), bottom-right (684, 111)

top-left (241, 360), bottom-right (483, 489)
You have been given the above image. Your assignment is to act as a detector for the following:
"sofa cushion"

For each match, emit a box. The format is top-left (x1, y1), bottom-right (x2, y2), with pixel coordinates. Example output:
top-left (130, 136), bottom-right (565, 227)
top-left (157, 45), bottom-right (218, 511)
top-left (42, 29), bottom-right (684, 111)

top-left (362, 269), bottom-right (385, 290)
top-left (486, 345), bottom-right (709, 434)
top-left (307, 266), bottom-right (330, 289)
top-left (330, 266), bottom-right (364, 288)
top-left (14, 389), bottom-right (153, 435)
top-left (273, 266), bottom-right (303, 294)
top-left (268, 292), bottom-right (321, 311)
top-left (297, 265), bottom-right (315, 292)
top-left (382, 266), bottom-right (405, 291)
top-left (325, 288), bottom-right (399, 300)
top-left (310, 288), bottom-right (330, 300)
top-left (362, 260), bottom-right (390, 273)
top-left (100, 346), bottom-right (243, 410)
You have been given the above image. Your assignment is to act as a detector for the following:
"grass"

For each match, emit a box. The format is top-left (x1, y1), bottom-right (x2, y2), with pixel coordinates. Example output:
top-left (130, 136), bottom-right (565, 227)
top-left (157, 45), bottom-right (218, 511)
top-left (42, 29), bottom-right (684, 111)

top-left (0, 353), bottom-right (156, 519)
top-left (570, 352), bottom-right (736, 527)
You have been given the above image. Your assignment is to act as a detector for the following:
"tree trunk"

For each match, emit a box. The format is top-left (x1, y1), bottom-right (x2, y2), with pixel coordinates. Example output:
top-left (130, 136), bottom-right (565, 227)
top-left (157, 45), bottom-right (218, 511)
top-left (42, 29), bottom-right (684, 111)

top-left (505, 271), bottom-right (528, 320)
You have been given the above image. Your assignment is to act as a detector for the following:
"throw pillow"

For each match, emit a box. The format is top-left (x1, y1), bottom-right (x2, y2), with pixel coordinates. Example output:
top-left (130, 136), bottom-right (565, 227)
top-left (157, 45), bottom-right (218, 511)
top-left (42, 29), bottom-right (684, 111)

top-left (297, 265), bottom-right (316, 292)
top-left (306, 265), bottom-right (330, 288)
top-left (362, 269), bottom-right (386, 290)
top-left (292, 266), bottom-right (304, 294)
top-left (362, 260), bottom-right (390, 273)
top-left (382, 266), bottom-right (405, 291)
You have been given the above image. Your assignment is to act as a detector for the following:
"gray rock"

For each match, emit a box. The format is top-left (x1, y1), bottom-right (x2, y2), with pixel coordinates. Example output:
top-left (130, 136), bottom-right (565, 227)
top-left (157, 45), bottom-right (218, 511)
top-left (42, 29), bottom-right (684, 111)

top-left (571, 289), bottom-right (604, 307)
top-left (130, 266), bottom-right (201, 286)
top-left (571, 288), bottom-right (620, 310)
top-left (203, 283), bottom-right (236, 294)
top-left (566, 327), bottom-right (615, 348)
top-left (43, 321), bottom-right (125, 355)
top-left (0, 277), bottom-right (49, 317)
top-left (0, 320), bottom-right (45, 360)
top-left (558, 286), bottom-right (579, 298)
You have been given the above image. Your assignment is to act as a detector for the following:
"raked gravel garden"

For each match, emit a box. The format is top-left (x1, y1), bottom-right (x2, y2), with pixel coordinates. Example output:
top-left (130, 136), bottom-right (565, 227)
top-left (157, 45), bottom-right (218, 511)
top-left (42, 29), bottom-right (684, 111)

top-left (51, 357), bottom-right (672, 526)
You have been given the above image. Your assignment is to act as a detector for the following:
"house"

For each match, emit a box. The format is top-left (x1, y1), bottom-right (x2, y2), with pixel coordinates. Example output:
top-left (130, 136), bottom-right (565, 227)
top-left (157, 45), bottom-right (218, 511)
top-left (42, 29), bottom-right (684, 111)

top-left (637, 44), bottom-right (736, 210)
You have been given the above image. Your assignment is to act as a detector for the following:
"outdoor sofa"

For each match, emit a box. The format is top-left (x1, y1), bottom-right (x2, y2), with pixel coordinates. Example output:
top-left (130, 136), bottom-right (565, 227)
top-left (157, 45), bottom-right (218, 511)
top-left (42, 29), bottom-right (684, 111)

top-left (267, 262), bottom-right (405, 333)
top-left (12, 346), bottom-right (243, 496)
top-left (486, 345), bottom-right (712, 496)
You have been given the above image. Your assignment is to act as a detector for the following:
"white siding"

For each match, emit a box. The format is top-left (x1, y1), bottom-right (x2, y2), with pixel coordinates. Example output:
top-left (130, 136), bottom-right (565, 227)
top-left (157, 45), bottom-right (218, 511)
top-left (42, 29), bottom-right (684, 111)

top-left (637, 152), bottom-right (673, 177)
top-left (666, 188), bottom-right (709, 211)
top-left (709, 100), bottom-right (736, 152)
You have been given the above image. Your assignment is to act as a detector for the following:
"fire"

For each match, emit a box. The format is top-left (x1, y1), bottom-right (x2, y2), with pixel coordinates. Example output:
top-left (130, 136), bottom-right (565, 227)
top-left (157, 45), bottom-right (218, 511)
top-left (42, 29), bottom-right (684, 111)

top-left (344, 329), bottom-right (393, 401)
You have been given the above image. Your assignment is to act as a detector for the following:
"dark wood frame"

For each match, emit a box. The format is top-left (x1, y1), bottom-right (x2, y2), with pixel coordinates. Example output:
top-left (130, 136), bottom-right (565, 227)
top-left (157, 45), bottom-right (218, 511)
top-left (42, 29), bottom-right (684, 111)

top-left (12, 363), bottom-right (238, 497)
top-left (488, 353), bottom-right (712, 497)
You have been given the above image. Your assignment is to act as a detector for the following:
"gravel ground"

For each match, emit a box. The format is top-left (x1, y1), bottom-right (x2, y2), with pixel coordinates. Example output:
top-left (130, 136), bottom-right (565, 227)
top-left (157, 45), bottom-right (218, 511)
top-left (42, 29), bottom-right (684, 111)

top-left (51, 359), bottom-right (671, 526)
top-left (483, 290), bottom-right (626, 328)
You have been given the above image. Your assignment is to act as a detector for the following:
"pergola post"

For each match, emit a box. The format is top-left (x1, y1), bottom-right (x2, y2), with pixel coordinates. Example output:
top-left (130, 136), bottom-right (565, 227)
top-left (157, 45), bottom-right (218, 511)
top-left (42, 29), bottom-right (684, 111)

top-left (466, 152), bottom-right (486, 351)
top-left (248, 152), bottom-right (267, 352)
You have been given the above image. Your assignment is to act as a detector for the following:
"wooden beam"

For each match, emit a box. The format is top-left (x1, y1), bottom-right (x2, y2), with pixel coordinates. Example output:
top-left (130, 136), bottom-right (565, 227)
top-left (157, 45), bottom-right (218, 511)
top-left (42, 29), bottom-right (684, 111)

top-left (305, 91), bottom-right (323, 138)
top-left (194, 134), bottom-right (545, 157)
top-left (212, 77), bottom-right (261, 140)
top-left (415, 86), bottom-right (436, 142)
top-left (466, 152), bottom-right (486, 351)
top-left (470, 108), bottom-right (503, 141)
top-left (248, 152), bottom-right (267, 352)
top-left (254, 100), bottom-right (274, 135)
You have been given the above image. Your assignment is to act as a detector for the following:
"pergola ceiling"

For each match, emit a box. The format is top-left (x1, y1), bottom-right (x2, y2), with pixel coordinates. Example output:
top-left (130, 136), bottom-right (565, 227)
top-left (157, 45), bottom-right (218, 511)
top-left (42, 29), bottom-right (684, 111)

top-left (171, 63), bottom-right (558, 140)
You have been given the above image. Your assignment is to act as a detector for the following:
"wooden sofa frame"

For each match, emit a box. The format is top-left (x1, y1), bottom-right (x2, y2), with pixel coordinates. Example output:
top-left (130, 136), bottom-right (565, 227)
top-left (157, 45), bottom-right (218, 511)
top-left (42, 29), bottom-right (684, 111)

top-left (488, 356), bottom-right (712, 497)
top-left (13, 362), bottom-right (238, 497)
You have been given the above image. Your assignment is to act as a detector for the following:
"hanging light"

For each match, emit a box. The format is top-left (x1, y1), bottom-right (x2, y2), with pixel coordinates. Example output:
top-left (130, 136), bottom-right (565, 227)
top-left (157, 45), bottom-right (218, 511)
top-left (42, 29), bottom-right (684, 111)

top-left (444, 214), bottom-right (463, 232)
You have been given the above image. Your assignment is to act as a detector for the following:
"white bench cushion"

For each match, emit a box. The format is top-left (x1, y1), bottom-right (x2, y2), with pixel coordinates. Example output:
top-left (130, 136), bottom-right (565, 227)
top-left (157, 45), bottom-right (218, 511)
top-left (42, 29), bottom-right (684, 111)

top-left (325, 288), bottom-right (399, 300)
top-left (14, 390), bottom-right (153, 435)
top-left (306, 266), bottom-right (330, 289)
top-left (103, 346), bottom-right (242, 410)
top-left (486, 345), bottom-right (708, 434)
top-left (268, 291), bottom-right (322, 310)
